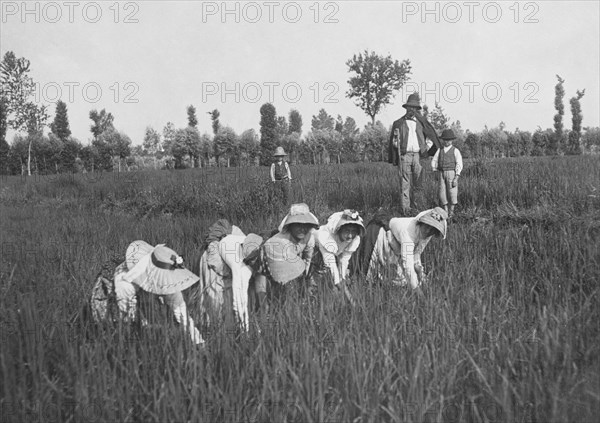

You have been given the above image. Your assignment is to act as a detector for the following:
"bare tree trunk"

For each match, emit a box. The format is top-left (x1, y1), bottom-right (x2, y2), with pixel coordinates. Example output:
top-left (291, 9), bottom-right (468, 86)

top-left (27, 140), bottom-right (32, 176)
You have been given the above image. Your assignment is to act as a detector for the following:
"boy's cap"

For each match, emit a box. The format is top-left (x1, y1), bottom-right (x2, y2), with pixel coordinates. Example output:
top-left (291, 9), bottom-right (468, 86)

top-left (440, 129), bottom-right (457, 140)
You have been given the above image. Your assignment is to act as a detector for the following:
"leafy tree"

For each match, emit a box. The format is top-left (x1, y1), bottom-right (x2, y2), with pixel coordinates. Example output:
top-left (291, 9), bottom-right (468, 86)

top-left (358, 121), bottom-right (388, 162)
top-left (187, 105), bottom-right (198, 128)
top-left (311, 108), bottom-right (335, 131)
top-left (169, 127), bottom-right (201, 168)
top-left (341, 117), bottom-right (359, 138)
top-left (170, 130), bottom-right (188, 169)
top-left (7, 134), bottom-right (29, 174)
top-left (0, 96), bottom-right (8, 146)
top-left (288, 109), bottom-right (302, 134)
top-left (276, 115), bottom-right (288, 140)
top-left (183, 126), bottom-right (202, 167)
top-left (213, 126), bottom-right (238, 167)
top-left (60, 136), bottom-right (82, 172)
top-left (208, 109), bottom-right (220, 135)
top-left (279, 132), bottom-right (301, 164)
top-left (481, 125), bottom-right (508, 158)
top-left (143, 126), bottom-right (161, 169)
top-left (518, 129), bottom-right (533, 156)
top-left (323, 129), bottom-right (343, 164)
top-left (506, 132), bottom-right (520, 157)
top-left (1, 52), bottom-right (49, 175)
top-left (239, 129), bottom-right (259, 165)
top-left (581, 127), bottom-right (600, 153)
top-left (346, 50), bottom-right (411, 124)
top-left (339, 117), bottom-right (360, 162)
top-left (259, 103), bottom-right (278, 165)
top-left (162, 122), bottom-right (176, 155)
top-left (0, 52), bottom-right (46, 131)
top-left (567, 89), bottom-right (585, 155)
top-left (0, 136), bottom-right (9, 174)
top-left (553, 75), bottom-right (566, 152)
top-left (531, 127), bottom-right (553, 156)
top-left (303, 131), bottom-right (327, 164)
top-left (89, 109), bottom-right (114, 139)
top-left (200, 133), bottom-right (213, 167)
top-left (335, 115), bottom-right (343, 133)
top-left (465, 132), bottom-right (482, 158)
top-left (93, 129), bottom-right (131, 171)
top-left (49, 100), bottom-right (71, 141)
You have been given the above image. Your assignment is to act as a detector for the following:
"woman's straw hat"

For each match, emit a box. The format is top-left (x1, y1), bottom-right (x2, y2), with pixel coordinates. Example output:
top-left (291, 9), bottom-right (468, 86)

top-left (124, 240), bottom-right (200, 295)
top-left (416, 207), bottom-right (448, 239)
top-left (332, 209), bottom-right (365, 237)
top-left (278, 203), bottom-right (319, 232)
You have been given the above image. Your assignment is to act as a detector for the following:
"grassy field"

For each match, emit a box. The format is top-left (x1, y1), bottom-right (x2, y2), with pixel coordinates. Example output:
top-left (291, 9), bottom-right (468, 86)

top-left (1, 155), bottom-right (599, 422)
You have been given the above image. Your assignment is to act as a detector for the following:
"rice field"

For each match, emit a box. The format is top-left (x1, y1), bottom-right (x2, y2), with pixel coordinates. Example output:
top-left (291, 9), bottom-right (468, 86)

top-left (0, 155), bottom-right (599, 422)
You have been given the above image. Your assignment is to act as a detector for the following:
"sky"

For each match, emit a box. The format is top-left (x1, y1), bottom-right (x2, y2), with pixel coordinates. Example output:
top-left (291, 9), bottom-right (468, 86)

top-left (2, 0), bottom-right (599, 145)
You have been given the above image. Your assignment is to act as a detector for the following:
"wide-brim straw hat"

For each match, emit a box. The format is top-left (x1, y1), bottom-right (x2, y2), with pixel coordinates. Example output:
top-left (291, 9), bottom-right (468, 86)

top-left (263, 237), bottom-right (306, 284)
top-left (402, 93), bottom-right (422, 110)
top-left (273, 146), bottom-right (287, 157)
top-left (126, 240), bottom-right (154, 270)
top-left (279, 203), bottom-right (319, 232)
top-left (417, 207), bottom-right (448, 239)
top-left (440, 129), bottom-right (457, 140)
top-left (333, 210), bottom-right (366, 237)
top-left (123, 241), bottom-right (199, 295)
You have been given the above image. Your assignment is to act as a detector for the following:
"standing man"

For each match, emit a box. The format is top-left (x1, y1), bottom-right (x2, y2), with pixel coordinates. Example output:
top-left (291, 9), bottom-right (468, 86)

top-left (388, 93), bottom-right (441, 215)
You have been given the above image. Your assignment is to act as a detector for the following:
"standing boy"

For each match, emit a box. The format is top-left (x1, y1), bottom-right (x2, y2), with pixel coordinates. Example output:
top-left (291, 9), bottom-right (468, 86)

top-left (270, 146), bottom-right (292, 206)
top-left (431, 129), bottom-right (463, 219)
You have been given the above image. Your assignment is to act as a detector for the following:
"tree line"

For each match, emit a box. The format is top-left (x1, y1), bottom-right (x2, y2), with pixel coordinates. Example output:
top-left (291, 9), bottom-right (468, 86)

top-left (1, 51), bottom-right (599, 175)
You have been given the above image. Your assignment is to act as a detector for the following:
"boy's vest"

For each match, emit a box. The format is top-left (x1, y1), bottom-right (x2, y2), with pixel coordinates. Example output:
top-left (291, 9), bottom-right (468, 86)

top-left (273, 162), bottom-right (289, 180)
top-left (437, 146), bottom-right (456, 171)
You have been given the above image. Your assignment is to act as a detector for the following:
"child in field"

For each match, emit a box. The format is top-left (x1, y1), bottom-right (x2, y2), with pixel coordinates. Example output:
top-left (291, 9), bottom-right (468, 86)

top-left (253, 203), bottom-right (319, 311)
top-left (431, 129), bottom-right (463, 219)
top-left (270, 147), bottom-right (292, 206)
top-left (359, 207), bottom-right (448, 289)
top-left (193, 220), bottom-right (262, 332)
top-left (311, 210), bottom-right (365, 304)
top-left (90, 241), bottom-right (204, 345)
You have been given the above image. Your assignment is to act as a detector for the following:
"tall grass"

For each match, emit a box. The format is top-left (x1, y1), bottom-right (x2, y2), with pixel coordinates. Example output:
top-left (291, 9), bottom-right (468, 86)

top-left (1, 155), bottom-right (598, 422)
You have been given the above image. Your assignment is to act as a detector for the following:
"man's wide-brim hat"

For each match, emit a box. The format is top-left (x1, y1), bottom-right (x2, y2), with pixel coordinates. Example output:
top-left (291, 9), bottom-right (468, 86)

top-left (440, 129), bottom-right (457, 140)
top-left (273, 146), bottom-right (287, 157)
top-left (402, 93), bottom-right (422, 110)
top-left (263, 237), bottom-right (306, 284)
top-left (279, 203), bottom-right (319, 231)
top-left (124, 240), bottom-right (199, 295)
top-left (417, 207), bottom-right (448, 239)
